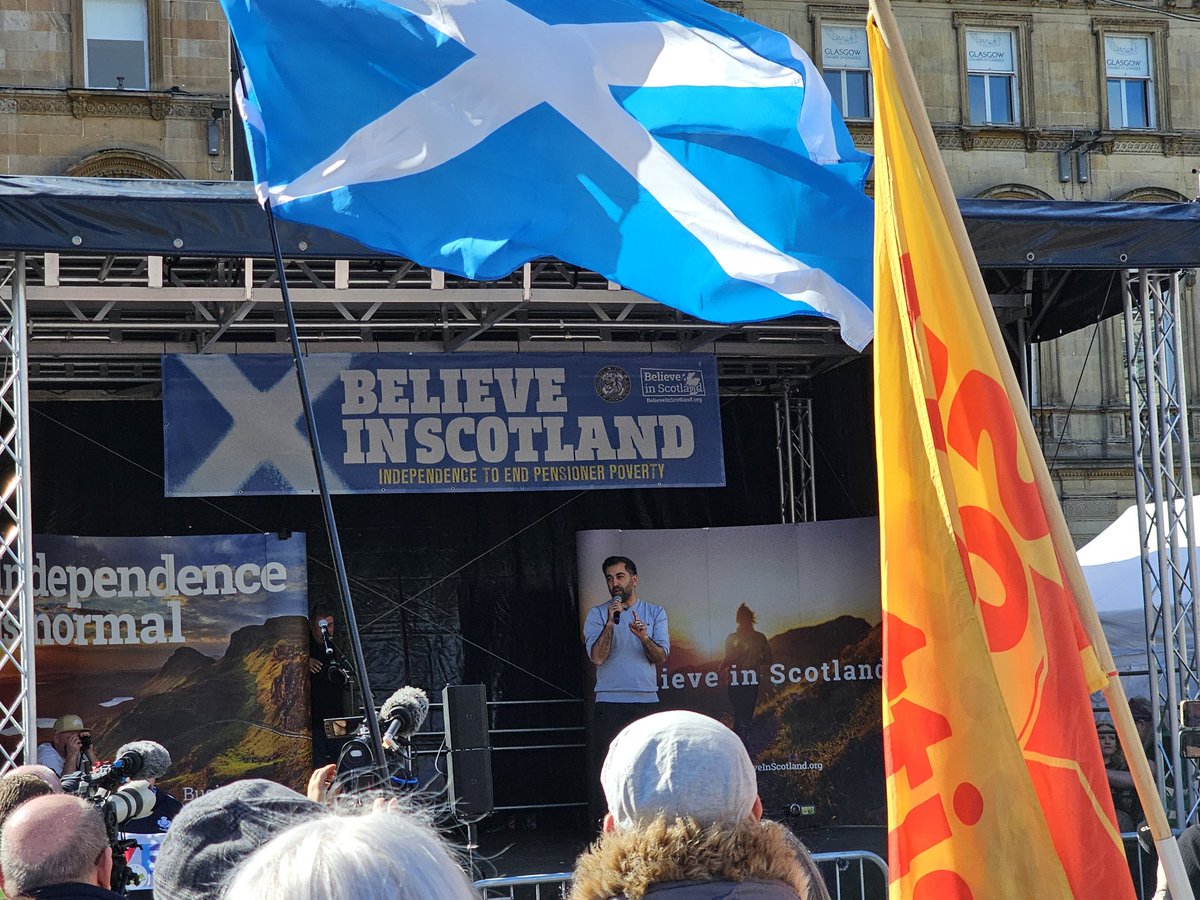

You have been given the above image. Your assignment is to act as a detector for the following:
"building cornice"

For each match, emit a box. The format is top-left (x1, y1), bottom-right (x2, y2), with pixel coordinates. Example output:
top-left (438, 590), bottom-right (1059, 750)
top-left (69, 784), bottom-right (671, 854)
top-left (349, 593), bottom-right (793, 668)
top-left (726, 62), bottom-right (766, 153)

top-left (0, 88), bottom-right (223, 121)
top-left (845, 121), bottom-right (1200, 157)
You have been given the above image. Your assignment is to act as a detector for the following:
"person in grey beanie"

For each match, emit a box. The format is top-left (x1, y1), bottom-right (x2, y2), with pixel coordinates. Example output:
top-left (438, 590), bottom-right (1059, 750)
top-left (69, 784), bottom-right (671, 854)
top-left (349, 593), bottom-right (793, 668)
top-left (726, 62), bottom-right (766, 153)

top-left (570, 710), bottom-right (829, 900)
top-left (153, 779), bottom-right (322, 900)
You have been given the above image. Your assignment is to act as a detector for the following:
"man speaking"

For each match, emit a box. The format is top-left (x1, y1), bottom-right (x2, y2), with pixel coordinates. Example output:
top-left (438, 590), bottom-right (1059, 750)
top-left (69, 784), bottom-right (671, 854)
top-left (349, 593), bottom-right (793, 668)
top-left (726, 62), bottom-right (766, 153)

top-left (583, 555), bottom-right (669, 821)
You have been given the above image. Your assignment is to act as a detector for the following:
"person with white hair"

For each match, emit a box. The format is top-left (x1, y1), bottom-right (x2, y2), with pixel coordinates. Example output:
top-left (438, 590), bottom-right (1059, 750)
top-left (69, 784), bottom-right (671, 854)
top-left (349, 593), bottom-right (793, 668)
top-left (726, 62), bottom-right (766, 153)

top-left (570, 710), bottom-right (828, 900)
top-left (220, 805), bottom-right (479, 900)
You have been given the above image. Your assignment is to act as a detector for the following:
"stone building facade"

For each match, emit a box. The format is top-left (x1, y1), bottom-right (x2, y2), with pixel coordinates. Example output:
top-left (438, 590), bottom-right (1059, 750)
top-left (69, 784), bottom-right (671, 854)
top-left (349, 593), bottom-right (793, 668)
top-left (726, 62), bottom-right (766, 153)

top-left (741, 0), bottom-right (1200, 545)
top-left (1, 0), bottom-right (1197, 544)
top-left (0, 0), bottom-right (231, 179)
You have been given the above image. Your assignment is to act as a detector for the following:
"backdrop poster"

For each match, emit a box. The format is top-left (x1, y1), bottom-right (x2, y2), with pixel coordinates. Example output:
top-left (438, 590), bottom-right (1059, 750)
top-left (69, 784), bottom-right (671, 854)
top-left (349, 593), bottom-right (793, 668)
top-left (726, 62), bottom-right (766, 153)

top-left (577, 518), bottom-right (884, 825)
top-left (0, 533), bottom-right (310, 798)
top-left (163, 352), bottom-right (724, 496)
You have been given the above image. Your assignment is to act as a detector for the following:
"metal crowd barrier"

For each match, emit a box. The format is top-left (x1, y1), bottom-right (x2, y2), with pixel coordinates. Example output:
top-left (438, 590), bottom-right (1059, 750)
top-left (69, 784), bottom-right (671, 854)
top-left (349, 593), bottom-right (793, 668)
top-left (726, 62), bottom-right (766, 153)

top-left (473, 850), bottom-right (889, 900)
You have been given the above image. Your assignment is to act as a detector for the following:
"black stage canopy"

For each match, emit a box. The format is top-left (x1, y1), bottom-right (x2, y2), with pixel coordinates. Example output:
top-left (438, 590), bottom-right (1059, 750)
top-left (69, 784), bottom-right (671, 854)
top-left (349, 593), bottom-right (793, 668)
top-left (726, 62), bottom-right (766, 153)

top-left (2, 175), bottom-right (1197, 343)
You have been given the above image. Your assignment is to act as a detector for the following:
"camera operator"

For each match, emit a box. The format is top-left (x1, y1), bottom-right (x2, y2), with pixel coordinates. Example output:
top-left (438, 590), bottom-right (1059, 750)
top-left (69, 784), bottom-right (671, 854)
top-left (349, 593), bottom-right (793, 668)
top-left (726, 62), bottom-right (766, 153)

top-left (0, 794), bottom-right (122, 899)
top-left (309, 610), bottom-right (351, 765)
top-left (36, 716), bottom-right (94, 778)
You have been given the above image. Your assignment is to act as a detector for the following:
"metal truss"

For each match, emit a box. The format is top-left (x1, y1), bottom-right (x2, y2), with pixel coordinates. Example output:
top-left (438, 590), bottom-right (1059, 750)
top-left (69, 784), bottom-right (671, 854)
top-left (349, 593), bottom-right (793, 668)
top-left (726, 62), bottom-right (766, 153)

top-left (0, 252), bottom-right (861, 394)
top-left (1121, 269), bottom-right (1200, 825)
top-left (0, 253), bottom-right (38, 769)
top-left (774, 387), bottom-right (816, 523)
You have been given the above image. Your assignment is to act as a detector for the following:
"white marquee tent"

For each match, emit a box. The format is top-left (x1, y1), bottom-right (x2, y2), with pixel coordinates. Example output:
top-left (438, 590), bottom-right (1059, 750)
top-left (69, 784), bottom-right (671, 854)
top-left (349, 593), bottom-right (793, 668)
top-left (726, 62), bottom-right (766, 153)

top-left (1079, 496), bottom-right (1200, 700)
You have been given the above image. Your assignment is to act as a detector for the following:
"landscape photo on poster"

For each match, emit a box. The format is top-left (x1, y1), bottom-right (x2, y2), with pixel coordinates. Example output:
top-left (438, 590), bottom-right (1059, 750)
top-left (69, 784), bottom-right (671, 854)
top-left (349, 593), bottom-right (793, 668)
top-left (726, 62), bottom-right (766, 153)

top-left (577, 519), bottom-right (883, 825)
top-left (0, 533), bottom-right (311, 798)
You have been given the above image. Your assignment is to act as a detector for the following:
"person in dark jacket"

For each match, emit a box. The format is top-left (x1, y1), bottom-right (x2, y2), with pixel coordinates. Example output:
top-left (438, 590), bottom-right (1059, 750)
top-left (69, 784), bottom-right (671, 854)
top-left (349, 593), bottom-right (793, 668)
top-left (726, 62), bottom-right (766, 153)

top-left (0, 794), bottom-right (122, 900)
top-left (570, 710), bottom-right (828, 900)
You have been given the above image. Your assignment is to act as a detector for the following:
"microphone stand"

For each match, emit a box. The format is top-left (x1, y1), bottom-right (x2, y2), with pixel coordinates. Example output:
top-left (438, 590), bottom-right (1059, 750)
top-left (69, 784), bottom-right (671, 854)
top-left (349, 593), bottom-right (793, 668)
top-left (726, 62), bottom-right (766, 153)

top-left (264, 200), bottom-right (388, 785)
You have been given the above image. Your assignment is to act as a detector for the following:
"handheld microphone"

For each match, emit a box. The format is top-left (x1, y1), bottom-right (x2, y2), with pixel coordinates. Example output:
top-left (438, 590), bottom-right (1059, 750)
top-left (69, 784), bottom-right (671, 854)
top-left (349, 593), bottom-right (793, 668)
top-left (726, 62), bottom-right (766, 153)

top-left (113, 740), bottom-right (171, 780)
top-left (612, 595), bottom-right (622, 625)
top-left (380, 686), bottom-right (429, 751)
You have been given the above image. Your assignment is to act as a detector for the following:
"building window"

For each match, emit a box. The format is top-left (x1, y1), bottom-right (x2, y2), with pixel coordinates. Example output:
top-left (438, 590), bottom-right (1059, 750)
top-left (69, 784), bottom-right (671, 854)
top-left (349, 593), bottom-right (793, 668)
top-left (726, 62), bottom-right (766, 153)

top-left (964, 29), bottom-right (1019, 126)
top-left (1104, 34), bottom-right (1155, 129)
top-left (953, 13), bottom-right (1033, 131)
top-left (819, 24), bottom-right (871, 120)
top-left (82, 0), bottom-right (149, 90)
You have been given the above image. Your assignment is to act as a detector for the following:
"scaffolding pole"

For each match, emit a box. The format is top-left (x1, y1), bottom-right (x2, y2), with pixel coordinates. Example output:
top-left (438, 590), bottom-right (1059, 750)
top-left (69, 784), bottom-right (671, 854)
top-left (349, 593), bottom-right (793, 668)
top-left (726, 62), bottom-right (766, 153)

top-left (1121, 268), bottom-right (1200, 824)
top-left (774, 386), bottom-right (816, 524)
top-left (0, 253), bottom-right (39, 768)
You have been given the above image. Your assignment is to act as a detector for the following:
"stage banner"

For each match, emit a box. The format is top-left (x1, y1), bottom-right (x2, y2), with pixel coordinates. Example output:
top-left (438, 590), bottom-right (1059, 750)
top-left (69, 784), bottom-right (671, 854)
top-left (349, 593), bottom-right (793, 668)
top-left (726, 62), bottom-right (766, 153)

top-left (0, 533), bottom-right (311, 799)
top-left (577, 519), bottom-right (884, 824)
top-left (162, 353), bottom-right (724, 496)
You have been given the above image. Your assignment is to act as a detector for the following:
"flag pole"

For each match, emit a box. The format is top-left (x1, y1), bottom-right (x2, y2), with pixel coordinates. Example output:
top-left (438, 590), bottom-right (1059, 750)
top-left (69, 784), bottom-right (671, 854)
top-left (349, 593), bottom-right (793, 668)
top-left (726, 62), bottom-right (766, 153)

top-left (867, 0), bottom-right (1191, 894)
top-left (263, 200), bottom-right (391, 788)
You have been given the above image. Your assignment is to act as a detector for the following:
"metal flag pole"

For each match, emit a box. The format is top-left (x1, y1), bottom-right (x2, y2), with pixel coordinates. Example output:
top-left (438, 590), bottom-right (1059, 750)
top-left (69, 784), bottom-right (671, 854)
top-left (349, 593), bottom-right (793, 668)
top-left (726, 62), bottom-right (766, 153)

top-left (263, 199), bottom-right (389, 784)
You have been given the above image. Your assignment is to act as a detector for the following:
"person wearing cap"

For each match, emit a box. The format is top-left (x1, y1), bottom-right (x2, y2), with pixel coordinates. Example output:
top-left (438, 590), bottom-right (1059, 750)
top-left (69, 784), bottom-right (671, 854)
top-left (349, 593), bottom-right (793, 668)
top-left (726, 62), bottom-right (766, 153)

top-left (570, 710), bottom-right (828, 900)
top-left (1128, 696), bottom-right (1157, 756)
top-left (153, 779), bottom-right (323, 900)
top-left (36, 716), bottom-right (93, 778)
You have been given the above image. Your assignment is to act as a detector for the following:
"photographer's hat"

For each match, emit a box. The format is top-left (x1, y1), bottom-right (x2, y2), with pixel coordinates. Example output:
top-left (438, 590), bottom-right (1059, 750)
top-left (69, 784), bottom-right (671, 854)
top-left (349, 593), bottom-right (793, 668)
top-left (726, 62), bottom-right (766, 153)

top-left (52, 714), bottom-right (85, 733)
top-left (601, 710), bottom-right (758, 830)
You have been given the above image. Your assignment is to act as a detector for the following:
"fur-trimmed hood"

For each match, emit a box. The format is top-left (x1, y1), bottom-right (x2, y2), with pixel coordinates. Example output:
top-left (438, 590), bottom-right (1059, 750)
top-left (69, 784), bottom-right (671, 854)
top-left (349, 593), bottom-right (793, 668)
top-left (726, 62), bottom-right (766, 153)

top-left (569, 818), bottom-right (827, 900)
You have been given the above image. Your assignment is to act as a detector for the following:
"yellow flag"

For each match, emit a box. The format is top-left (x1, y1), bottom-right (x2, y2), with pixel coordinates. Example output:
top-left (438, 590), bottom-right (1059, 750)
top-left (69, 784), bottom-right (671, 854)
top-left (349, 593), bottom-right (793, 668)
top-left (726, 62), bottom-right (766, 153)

top-left (869, 1), bottom-right (1134, 896)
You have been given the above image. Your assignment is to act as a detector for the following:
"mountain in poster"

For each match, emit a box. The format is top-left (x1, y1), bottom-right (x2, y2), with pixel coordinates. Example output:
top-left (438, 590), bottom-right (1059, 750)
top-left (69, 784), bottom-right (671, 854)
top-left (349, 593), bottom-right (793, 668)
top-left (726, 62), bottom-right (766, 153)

top-left (756, 622), bottom-right (884, 824)
top-left (92, 615), bottom-right (311, 796)
top-left (659, 615), bottom-right (883, 824)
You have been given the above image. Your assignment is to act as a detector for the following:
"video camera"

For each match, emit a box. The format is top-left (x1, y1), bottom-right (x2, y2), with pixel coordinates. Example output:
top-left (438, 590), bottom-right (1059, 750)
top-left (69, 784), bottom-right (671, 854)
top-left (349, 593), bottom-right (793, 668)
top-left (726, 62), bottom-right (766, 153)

top-left (331, 686), bottom-right (428, 793)
top-left (65, 745), bottom-right (157, 896)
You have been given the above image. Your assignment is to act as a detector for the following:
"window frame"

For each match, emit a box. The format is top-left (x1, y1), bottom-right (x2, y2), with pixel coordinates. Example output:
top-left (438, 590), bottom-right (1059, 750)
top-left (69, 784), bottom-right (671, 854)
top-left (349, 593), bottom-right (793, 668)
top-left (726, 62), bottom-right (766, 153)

top-left (1091, 18), bottom-right (1169, 134)
top-left (816, 21), bottom-right (872, 121)
top-left (1102, 32), bottom-right (1156, 129)
top-left (808, 6), bottom-right (872, 122)
top-left (963, 27), bottom-right (1019, 126)
top-left (72, 0), bottom-right (163, 91)
top-left (952, 12), bottom-right (1034, 130)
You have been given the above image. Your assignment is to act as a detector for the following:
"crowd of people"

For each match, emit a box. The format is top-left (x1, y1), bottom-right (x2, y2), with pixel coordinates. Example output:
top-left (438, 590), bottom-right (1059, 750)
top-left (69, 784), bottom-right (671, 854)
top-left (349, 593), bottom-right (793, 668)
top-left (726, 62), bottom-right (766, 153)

top-left (0, 709), bottom-right (830, 900)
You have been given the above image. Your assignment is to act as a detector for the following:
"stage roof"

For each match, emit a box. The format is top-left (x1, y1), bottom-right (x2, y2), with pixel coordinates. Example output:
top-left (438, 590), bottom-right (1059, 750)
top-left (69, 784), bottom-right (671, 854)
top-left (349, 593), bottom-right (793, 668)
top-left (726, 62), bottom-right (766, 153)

top-left (1, 176), bottom-right (1196, 388)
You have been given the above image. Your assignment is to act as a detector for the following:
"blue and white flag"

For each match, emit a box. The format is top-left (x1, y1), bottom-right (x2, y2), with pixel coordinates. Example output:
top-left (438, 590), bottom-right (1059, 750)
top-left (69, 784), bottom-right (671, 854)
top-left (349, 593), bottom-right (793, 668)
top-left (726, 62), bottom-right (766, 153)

top-left (222, 0), bottom-right (875, 349)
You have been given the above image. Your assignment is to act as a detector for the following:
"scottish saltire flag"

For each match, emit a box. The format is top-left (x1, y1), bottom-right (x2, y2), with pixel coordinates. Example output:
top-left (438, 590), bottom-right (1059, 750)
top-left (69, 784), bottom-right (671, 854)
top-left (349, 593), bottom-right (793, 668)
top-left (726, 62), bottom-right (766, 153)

top-left (221, 0), bottom-right (875, 349)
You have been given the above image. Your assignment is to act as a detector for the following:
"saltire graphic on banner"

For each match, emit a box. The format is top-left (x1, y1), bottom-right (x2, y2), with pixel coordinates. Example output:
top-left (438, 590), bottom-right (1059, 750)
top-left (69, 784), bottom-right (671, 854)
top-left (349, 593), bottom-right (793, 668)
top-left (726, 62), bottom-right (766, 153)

top-left (162, 353), bottom-right (724, 496)
top-left (219, 0), bottom-right (876, 349)
top-left (868, 2), bottom-right (1135, 897)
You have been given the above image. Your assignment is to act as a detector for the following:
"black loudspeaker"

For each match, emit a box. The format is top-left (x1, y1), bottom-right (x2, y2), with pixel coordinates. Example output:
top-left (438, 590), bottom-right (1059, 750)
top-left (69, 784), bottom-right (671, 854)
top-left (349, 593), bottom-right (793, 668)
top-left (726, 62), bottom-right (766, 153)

top-left (443, 685), bottom-right (493, 821)
top-left (446, 747), bottom-right (494, 822)
top-left (443, 684), bottom-right (489, 750)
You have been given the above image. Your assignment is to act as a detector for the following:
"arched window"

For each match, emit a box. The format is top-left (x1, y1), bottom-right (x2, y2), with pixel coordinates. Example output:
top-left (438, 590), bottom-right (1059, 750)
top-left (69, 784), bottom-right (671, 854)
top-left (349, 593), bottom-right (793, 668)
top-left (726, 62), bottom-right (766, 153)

top-left (1116, 186), bottom-right (1189, 203)
top-left (974, 183), bottom-right (1052, 201)
top-left (66, 149), bottom-right (183, 179)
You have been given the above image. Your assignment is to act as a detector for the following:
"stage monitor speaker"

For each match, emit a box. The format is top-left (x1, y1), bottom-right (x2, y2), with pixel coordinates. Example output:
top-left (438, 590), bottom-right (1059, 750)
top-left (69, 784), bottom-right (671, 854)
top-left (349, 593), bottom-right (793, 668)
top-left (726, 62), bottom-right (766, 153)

top-left (443, 684), bottom-right (489, 750)
top-left (446, 747), bottom-right (494, 822)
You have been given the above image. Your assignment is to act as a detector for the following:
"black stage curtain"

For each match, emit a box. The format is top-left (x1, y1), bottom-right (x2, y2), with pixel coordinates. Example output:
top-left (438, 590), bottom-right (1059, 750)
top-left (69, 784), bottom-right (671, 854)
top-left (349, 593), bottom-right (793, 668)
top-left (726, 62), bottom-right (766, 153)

top-left (28, 356), bottom-right (875, 817)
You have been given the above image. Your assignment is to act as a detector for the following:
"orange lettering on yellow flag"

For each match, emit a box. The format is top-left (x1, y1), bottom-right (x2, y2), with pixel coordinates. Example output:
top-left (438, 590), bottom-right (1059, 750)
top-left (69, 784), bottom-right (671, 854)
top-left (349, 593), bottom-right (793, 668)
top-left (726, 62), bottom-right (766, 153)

top-left (869, 1), bottom-right (1132, 897)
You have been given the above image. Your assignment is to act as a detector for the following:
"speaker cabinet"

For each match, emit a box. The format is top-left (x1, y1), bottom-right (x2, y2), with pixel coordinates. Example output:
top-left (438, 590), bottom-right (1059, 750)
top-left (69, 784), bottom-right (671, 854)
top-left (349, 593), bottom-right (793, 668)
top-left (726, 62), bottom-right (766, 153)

top-left (446, 747), bottom-right (494, 822)
top-left (443, 684), bottom-right (489, 750)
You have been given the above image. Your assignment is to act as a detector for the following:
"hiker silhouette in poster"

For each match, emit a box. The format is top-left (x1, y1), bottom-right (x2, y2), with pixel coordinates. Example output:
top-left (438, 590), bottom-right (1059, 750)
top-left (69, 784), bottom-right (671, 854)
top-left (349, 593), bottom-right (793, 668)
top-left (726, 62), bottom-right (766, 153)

top-left (721, 603), bottom-right (773, 741)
